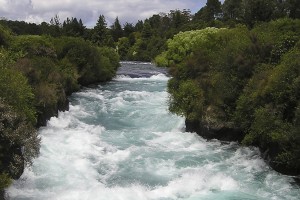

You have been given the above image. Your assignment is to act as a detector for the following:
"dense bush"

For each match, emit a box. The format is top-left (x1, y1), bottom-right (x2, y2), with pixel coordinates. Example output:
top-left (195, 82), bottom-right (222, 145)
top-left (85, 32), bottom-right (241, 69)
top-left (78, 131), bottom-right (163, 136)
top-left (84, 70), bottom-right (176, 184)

top-left (0, 24), bottom-right (11, 46)
top-left (155, 27), bottom-right (221, 66)
top-left (0, 48), bottom-right (40, 190)
top-left (0, 24), bottom-right (120, 191)
top-left (160, 19), bottom-right (300, 174)
top-left (54, 37), bottom-right (119, 85)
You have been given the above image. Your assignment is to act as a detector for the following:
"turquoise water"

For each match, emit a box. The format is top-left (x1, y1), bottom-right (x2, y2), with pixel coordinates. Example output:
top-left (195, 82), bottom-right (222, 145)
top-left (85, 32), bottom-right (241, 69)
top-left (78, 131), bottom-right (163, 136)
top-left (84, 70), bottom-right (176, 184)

top-left (7, 62), bottom-right (300, 200)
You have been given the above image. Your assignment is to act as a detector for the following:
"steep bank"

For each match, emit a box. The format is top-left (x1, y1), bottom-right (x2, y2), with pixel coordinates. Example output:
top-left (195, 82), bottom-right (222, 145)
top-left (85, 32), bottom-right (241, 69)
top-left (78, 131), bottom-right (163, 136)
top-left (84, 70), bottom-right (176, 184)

top-left (156, 19), bottom-right (300, 176)
top-left (0, 23), bottom-right (120, 197)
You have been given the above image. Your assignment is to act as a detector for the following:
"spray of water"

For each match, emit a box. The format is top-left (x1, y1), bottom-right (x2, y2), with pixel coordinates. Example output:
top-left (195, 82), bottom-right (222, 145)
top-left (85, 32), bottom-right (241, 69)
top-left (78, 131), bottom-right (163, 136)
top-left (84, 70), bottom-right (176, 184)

top-left (7, 62), bottom-right (300, 200)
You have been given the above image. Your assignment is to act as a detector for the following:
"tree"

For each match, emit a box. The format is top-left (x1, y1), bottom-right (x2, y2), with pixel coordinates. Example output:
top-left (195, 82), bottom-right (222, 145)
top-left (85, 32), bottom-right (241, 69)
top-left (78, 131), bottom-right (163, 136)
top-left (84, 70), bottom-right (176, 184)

top-left (142, 20), bottom-right (152, 39)
top-left (222, 0), bottom-right (243, 21)
top-left (135, 20), bottom-right (144, 31)
top-left (123, 22), bottom-right (135, 37)
top-left (49, 14), bottom-right (61, 37)
top-left (92, 15), bottom-right (113, 47)
top-left (117, 37), bottom-right (130, 59)
top-left (169, 9), bottom-right (191, 28)
top-left (111, 17), bottom-right (123, 42)
top-left (62, 17), bottom-right (85, 37)
top-left (287, 0), bottom-right (300, 19)
top-left (195, 0), bottom-right (222, 22)
top-left (242, 0), bottom-right (276, 27)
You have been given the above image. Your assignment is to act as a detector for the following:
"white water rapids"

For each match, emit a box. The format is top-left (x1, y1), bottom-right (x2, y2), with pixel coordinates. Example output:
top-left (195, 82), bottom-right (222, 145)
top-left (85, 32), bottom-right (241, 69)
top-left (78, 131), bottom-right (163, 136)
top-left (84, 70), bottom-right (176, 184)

top-left (7, 62), bottom-right (300, 200)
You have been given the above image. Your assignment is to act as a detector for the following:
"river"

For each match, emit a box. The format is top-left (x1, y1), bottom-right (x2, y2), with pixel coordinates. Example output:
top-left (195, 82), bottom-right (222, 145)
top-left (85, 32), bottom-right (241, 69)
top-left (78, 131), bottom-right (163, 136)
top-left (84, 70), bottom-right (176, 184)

top-left (7, 62), bottom-right (300, 200)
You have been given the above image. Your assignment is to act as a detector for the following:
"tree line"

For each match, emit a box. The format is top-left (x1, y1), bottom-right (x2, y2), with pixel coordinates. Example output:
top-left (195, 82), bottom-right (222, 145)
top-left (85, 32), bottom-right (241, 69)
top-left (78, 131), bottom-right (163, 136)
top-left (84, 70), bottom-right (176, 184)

top-left (1, 0), bottom-right (299, 62)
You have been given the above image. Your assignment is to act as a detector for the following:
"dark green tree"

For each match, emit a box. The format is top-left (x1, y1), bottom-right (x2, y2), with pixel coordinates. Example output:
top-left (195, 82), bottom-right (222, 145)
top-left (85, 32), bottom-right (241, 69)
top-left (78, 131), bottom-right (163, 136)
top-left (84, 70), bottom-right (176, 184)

top-left (123, 22), bottom-right (135, 37)
top-left (222, 0), bottom-right (243, 21)
top-left (287, 0), bottom-right (300, 19)
top-left (111, 17), bottom-right (123, 42)
top-left (142, 20), bottom-right (152, 39)
top-left (62, 17), bottom-right (86, 37)
top-left (242, 0), bottom-right (276, 27)
top-left (135, 20), bottom-right (144, 31)
top-left (196, 0), bottom-right (222, 22)
top-left (49, 15), bottom-right (61, 37)
top-left (92, 15), bottom-right (113, 46)
top-left (169, 9), bottom-right (191, 28)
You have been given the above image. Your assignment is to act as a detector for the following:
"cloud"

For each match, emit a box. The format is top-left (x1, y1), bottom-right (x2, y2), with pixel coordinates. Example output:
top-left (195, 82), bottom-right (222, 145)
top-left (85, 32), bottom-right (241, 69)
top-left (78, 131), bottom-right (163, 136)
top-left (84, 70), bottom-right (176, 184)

top-left (0, 0), bottom-right (210, 27)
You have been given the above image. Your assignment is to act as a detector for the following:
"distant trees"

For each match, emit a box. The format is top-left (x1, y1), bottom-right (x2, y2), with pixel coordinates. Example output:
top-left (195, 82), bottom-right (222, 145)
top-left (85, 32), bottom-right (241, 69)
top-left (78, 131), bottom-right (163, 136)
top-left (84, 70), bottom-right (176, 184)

top-left (62, 17), bottom-right (85, 37)
top-left (242, 0), bottom-right (276, 27)
top-left (222, 0), bottom-right (243, 21)
top-left (287, 0), bottom-right (300, 19)
top-left (91, 15), bottom-right (113, 46)
top-left (194, 0), bottom-right (222, 22)
top-left (191, 0), bottom-right (300, 27)
top-left (111, 17), bottom-right (123, 42)
top-left (0, 0), bottom-right (299, 61)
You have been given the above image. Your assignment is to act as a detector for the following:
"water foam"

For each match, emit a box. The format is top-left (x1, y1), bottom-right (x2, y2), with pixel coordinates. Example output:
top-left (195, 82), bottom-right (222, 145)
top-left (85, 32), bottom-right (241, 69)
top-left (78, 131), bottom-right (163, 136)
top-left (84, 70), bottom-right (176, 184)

top-left (7, 63), bottom-right (300, 200)
top-left (115, 73), bottom-right (169, 82)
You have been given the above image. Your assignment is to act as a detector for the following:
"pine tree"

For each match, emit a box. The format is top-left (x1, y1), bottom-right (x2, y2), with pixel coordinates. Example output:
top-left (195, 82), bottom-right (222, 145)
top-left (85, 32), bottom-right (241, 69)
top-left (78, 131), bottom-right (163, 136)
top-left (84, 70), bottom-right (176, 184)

top-left (111, 17), bottom-right (123, 42)
top-left (195, 0), bottom-right (222, 22)
top-left (92, 15), bottom-right (113, 46)
top-left (222, 0), bottom-right (243, 21)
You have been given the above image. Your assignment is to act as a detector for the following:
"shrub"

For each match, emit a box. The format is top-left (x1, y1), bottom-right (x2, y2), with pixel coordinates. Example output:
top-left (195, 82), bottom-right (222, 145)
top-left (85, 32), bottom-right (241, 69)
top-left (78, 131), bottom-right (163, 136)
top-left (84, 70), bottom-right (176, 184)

top-left (0, 24), bottom-right (11, 46)
top-left (10, 35), bottom-right (56, 58)
top-left (0, 99), bottom-right (40, 186)
top-left (0, 62), bottom-right (36, 124)
top-left (168, 79), bottom-right (205, 120)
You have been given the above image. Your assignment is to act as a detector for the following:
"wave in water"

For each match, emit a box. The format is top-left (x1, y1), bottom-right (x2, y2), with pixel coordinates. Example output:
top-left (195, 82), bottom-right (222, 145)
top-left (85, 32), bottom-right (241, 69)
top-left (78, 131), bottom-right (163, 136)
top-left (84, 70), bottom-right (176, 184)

top-left (7, 63), bottom-right (300, 200)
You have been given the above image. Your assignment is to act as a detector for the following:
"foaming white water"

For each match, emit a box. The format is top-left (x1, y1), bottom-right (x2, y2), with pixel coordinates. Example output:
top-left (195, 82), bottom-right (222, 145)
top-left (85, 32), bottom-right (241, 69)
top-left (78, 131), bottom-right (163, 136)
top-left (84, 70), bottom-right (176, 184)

top-left (115, 73), bottom-right (169, 82)
top-left (7, 63), bottom-right (300, 200)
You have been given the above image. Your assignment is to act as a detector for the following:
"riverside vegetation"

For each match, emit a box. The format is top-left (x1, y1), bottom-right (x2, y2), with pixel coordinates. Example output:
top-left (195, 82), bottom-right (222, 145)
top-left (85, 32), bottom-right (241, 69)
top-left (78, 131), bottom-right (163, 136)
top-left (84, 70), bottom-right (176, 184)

top-left (156, 19), bottom-right (300, 176)
top-left (0, 0), bottom-right (300, 193)
top-left (153, 0), bottom-right (300, 176)
top-left (0, 24), bottom-right (119, 191)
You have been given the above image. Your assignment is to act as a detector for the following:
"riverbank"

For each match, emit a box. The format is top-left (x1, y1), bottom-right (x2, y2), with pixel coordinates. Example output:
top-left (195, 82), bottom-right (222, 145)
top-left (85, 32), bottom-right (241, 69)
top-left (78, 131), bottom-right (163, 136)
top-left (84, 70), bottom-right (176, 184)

top-left (156, 19), bottom-right (300, 177)
top-left (6, 62), bottom-right (300, 200)
top-left (185, 119), bottom-right (300, 178)
top-left (0, 23), bottom-right (120, 197)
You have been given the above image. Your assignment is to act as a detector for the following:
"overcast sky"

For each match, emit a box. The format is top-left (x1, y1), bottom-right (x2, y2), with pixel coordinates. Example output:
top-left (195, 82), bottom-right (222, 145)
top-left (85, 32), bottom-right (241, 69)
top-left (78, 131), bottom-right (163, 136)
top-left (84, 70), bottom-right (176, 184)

top-left (0, 0), bottom-right (221, 27)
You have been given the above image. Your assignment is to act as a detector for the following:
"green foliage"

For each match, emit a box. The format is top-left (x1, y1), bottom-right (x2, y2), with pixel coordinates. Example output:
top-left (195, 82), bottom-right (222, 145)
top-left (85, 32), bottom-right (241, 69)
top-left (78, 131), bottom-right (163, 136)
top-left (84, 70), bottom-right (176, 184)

top-left (58, 58), bottom-right (80, 95)
top-left (11, 35), bottom-right (56, 58)
top-left (0, 99), bottom-right (40, 187)
top-left (117, 37), bottom-right (130, 60)
top-left (62, 17), bottom-right (85, 37)
top-left (111, 17), bottom-right (123, 42)
top-left (161, 18), bottom-right (300, 174)
top-left (98, 46), bottom-right (120, 73)
top-left (242, 107), bottom-right (292, 146)
top-left (92, 15), bottom-right (114, 47)
top-left (222, 0), bottom-right (243, 21)
top-left (0, 17), bottom-right (120, 191)
top-left (0, 51), bottom-right (36, 124)
top-left (0, 24), bottom-right (11, 46)
top-left (154, 52), bottom-right (169, 67)
top-left (155, 27), bottom-right (222, 66)
top-left (142, 21), bottom-right (152, 39)
top-left (168, 79), bottom-right (204, 120)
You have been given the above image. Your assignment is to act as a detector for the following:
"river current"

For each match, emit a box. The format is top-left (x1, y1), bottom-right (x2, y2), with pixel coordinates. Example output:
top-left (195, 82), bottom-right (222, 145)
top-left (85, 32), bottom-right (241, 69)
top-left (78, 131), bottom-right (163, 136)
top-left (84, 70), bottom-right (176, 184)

top-left (7, 62), bottom-right (300, 200)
